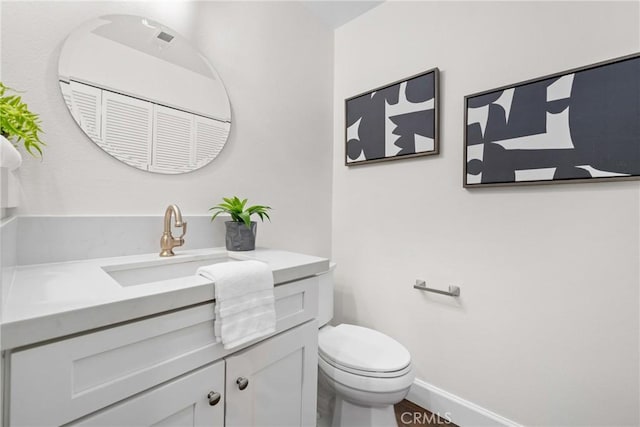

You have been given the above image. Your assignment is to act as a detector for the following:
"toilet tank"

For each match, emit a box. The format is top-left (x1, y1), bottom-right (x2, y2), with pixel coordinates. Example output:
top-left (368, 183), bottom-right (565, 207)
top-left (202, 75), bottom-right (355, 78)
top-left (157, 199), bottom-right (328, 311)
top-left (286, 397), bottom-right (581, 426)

top-left (316, 262), bottom-right (336, 327)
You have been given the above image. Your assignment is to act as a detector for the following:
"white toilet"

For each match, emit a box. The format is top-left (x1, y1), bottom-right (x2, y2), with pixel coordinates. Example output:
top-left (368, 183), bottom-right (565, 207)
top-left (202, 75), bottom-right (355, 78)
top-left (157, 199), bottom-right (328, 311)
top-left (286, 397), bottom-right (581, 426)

top-left (316, 265), bottom-right (415, 427)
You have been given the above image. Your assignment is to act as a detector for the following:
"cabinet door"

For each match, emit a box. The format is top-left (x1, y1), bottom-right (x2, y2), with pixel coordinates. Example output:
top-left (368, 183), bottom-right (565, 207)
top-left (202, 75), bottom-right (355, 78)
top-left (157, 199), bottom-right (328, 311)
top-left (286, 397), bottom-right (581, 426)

top-left (101, 90), bottom-right (153, 170)
top-left (69, 361), bottom-right (225, 427)
top-left (151, 105), bottom-right (194, 174)
top-left (65, 81), bottom-right (103, 141)
top-left (225, 320), bottom-right (318, 427)
top-left (10, 304), bottom-right (218, 426)
top-left (193, 115), bottom-right (230, 169)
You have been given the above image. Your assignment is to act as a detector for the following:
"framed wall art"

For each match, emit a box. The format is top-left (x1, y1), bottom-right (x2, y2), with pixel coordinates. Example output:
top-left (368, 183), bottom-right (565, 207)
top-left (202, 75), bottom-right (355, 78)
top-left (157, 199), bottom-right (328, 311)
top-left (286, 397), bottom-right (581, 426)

top-left (464, 52), bottom-right (640, 187)
top-left (345, 68), bottom-right (439, 166)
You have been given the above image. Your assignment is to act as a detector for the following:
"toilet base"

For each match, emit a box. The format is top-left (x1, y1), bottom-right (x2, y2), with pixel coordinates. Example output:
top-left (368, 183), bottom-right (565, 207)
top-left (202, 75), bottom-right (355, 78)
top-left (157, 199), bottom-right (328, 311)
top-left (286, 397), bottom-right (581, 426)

top-left (331, 396), bottom-right (398, 427)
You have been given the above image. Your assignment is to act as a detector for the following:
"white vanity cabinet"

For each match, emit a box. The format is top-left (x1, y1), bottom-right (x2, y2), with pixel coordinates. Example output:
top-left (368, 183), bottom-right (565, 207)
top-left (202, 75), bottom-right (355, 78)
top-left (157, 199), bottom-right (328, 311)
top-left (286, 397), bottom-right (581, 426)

top-left (225, 320), bottom-right (318, 427)
top-left (9, 303), bottom-right (220, 426)
top-left (70, 361), bottom-right (226, 427)
top-left (5, 275), bottom-right (320, 427)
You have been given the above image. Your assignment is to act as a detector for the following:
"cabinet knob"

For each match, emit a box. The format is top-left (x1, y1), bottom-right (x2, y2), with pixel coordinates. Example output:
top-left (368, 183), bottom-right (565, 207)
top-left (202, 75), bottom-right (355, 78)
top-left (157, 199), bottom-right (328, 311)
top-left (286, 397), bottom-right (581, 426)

top-left (236, 377), bottom-right (249, 391)
top-left (207, 391), bottom-right (221, 406)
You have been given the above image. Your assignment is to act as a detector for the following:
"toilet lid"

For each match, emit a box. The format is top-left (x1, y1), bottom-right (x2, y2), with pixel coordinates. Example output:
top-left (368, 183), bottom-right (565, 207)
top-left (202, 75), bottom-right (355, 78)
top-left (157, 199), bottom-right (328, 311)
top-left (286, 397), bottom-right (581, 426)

top-left (318, 324), bottom-right (411, 374)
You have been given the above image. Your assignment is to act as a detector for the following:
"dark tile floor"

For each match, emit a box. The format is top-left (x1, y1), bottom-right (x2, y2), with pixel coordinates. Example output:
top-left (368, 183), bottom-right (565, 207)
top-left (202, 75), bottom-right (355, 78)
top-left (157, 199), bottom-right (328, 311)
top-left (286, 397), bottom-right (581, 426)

top-left (394, 400), bottom-right (458, 426)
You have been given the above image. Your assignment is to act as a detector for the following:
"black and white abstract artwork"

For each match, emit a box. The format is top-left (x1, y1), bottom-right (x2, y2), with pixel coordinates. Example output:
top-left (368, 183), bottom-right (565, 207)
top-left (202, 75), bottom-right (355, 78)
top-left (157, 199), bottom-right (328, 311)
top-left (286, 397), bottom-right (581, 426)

top-left (464, 53), bottom-right (640, 187)
top-left (345, 68), bottom-right (439, 165)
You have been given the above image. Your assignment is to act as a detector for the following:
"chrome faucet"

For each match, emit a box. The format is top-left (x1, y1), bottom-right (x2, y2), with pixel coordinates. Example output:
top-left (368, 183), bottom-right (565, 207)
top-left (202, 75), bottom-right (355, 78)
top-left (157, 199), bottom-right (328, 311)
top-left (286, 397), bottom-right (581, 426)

top-left (160, 204), bottom-right (187, 257)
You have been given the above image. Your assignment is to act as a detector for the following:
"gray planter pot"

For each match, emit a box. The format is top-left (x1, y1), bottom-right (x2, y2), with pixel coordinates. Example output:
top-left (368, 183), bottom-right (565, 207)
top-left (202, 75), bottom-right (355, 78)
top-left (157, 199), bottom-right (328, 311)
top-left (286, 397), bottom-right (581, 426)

top-left (225, 221), bottom-right (257, 251)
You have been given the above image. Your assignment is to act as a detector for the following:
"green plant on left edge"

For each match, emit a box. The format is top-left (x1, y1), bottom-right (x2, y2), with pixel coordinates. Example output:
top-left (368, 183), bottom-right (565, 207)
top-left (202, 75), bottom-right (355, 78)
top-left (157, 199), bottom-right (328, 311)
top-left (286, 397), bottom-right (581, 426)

top-left (209, 196), bottom-right (272, 228)
top-left (0, 82), bottom-right (45, 157)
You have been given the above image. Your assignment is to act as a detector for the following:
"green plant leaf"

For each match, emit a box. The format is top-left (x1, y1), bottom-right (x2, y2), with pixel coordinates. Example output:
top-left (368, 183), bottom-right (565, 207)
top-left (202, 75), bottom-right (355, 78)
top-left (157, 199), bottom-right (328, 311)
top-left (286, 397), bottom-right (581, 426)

top-left (210, 196), bottom-right (272, 225)
top-left (0, 82), bottom-right (45, 158)
top-left (238, 212), bottom-right (251, 227)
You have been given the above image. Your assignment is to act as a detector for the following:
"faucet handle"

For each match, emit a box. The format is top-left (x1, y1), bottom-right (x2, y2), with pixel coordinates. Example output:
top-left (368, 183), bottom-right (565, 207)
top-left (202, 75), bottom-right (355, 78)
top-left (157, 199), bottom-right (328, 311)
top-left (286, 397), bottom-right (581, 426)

top-left (176, 221), bottom-right (187, 240)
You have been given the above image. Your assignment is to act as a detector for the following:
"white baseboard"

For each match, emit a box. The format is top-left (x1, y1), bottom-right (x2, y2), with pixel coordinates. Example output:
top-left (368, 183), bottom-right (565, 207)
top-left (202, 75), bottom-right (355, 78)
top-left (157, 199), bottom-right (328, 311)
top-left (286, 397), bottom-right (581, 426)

top-left (406, 378), bottom-right (522, 427)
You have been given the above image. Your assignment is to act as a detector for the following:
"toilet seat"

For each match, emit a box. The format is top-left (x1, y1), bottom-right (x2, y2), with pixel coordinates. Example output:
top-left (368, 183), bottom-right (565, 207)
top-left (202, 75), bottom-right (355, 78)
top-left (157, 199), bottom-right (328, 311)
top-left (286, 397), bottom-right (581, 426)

top-left (319, 352), bottom-right (413, 378)
top-left (318, 354), bottom-right (415, 395)
top-left (318, 324), bottom-right (412, 378)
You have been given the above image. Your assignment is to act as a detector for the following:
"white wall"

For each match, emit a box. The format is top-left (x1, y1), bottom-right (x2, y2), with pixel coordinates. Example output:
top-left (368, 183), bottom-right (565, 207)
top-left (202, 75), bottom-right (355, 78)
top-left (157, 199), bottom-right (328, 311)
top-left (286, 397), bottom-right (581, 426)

top-left (333, 1), bottom-right (639, 426)
top-left (1, 1), bottom-right (333, 257)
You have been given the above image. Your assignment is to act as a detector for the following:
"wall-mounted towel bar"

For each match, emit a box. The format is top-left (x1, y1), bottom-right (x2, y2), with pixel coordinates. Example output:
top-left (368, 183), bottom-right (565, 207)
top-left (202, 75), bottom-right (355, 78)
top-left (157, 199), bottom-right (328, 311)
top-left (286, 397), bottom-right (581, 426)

top-left (414, 280), bottom-right (460, 297)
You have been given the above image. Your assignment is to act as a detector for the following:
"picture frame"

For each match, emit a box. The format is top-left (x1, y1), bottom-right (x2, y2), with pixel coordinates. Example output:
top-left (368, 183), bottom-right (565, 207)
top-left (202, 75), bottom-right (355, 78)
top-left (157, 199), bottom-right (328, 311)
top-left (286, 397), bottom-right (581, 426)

top-left (463, 52), bottom-right (640, 187)
top-left (345, 68), bottom-right (439, 166)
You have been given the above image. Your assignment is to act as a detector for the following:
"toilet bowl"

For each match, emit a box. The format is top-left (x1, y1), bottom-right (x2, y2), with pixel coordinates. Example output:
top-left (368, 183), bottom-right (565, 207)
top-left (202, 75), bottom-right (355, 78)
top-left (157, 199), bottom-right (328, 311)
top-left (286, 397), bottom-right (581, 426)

top-left (316, 266), bottom-right (415, 427)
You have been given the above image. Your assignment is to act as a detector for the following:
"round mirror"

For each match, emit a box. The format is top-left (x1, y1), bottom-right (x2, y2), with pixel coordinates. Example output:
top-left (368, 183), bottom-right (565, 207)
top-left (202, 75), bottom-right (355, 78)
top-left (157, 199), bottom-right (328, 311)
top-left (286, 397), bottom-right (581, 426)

top-left (58, 14), bottom-right (231, 174)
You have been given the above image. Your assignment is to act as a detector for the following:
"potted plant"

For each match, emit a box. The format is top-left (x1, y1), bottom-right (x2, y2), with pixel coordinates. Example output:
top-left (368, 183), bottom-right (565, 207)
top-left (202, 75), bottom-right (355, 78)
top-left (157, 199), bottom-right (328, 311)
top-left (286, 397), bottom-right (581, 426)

top-left (210, 196), bottom-right (272, 251)
top-left (0, 82), bottom-right (45, 157)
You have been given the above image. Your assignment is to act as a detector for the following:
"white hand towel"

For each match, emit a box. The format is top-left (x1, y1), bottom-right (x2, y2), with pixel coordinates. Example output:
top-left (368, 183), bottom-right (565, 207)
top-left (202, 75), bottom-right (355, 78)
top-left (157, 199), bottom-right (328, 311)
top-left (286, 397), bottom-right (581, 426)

top-left (216, 290), bottom-right (274, 317)
top-left (197, 260), bottom-right (276, 350)
top-left (214, 303), bottom-right (276, 341)
top-left (197, 260), bottom-right (274, 300)
top-left (219, 310), bottom-right (276, 349)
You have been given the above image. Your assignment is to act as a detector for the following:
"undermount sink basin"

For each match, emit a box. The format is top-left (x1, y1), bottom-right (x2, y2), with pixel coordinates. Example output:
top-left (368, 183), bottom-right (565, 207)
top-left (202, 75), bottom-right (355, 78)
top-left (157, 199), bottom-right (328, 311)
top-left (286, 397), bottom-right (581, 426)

top-left (102, 255), bottom-right (235, 287)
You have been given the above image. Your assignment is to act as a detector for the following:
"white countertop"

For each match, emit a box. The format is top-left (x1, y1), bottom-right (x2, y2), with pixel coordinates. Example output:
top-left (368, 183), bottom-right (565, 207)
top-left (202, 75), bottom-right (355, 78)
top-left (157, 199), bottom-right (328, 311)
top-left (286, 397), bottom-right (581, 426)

top-left (1, 247), bottom-right (329, 350)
